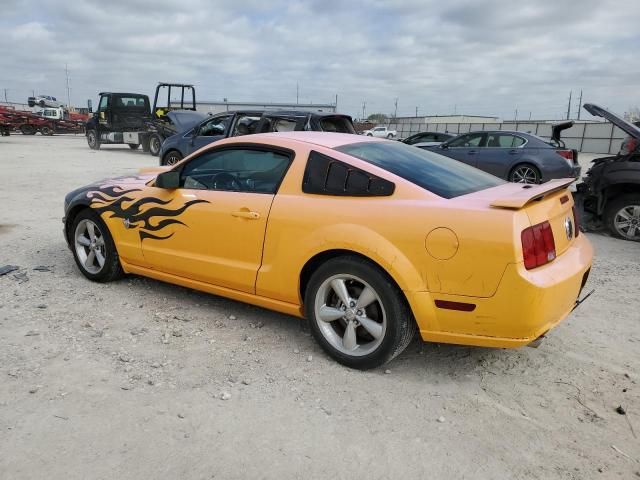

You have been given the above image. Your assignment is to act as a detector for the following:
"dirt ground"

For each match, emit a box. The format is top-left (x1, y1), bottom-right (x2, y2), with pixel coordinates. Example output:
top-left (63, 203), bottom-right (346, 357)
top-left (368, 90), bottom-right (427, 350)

top-left (1, 134), bottom-right (639, 480)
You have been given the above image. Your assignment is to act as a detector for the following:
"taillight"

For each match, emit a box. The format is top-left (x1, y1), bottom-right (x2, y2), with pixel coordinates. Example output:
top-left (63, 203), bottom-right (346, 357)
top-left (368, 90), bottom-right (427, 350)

top-left (556, 149), bottom-right (574, 165)
top-left (521, 221), bottom-right (556, 270)
top-left (572, 206), bottom-right (580, 237)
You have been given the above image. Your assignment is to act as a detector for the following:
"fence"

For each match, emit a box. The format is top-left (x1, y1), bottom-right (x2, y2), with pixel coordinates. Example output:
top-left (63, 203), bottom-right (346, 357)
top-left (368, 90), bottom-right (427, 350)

top-left (387, 120), bottom-right (627, 154)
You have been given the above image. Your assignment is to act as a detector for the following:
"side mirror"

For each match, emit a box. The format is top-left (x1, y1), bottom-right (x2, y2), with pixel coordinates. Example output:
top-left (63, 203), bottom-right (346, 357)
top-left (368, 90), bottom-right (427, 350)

top-left (440, 143), bottom-right (448, 150)
top-left (155, 171), bottom-right (180, 189)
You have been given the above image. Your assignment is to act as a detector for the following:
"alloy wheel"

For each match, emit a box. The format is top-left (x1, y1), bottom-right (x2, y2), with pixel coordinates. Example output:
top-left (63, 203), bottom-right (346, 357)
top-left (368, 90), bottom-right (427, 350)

top-left (313, 274), bottom-right (387, 356)
top-left (74, 219), bottom-right (106, 274)
top-left (511, 166), bottom-right (539, 184)
top-left (166, 153), bottom-right (181, 165)
top-left (613, 205), bottom-right (640, 240)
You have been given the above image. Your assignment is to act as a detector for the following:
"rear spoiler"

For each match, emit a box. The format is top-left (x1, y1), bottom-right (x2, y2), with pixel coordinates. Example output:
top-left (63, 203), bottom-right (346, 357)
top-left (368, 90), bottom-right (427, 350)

top-left (491, 178), bottom-right (575, 209)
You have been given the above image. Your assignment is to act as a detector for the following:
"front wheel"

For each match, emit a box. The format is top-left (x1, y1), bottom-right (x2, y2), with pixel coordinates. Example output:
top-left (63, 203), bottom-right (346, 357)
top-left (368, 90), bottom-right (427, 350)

top-left (20, 124), bottom-right (36, 135)
top-left (71, 209), bottom-right (123, 282)
top-left (304, 256), bottom-right (416, 369)
top-left (387, 133), bottom-right (393, 139)
top-left (162, 150), bottom-right (183, 166)
top-left (40, 126), bottom-right (53, 136)
top-left (604, 194), bottom-right (640, 242)
top-left (509, 163), bottom-right (540, 184)
top-left (366, 133), bottom-right (373, 137)
top-left (149, 134), bottom-right (162, 156)
top-left (87, 129), bottom-right (100, 150)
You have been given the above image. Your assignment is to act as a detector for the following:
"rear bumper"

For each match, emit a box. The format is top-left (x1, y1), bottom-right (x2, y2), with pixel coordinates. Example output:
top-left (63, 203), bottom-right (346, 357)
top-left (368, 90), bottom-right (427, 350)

top-left (410, 234), bottom-right (593, 348)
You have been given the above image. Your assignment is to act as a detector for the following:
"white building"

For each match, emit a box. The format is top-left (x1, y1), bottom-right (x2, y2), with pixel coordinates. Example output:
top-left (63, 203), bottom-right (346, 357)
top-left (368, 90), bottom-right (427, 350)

top-left (188, 100), bottom-right (337, 115)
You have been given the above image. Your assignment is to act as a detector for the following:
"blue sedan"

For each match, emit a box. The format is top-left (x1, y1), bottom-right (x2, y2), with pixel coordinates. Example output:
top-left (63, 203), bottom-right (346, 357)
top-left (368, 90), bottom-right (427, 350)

top-left (421, 129), bottom-right (580, 184)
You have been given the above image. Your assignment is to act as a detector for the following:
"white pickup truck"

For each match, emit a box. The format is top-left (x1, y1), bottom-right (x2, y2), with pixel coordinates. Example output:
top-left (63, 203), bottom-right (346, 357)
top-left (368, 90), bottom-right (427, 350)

top-left (362, 126), bottom-right (397, 139)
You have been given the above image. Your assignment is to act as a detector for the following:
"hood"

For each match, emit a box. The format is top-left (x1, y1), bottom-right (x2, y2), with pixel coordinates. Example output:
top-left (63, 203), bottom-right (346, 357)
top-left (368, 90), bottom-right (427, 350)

top-left (584, 103), bottom-right (640, 140)
top-left (551, 120), bottom-right (573, 142)
top-left (167, 110), bottom-right (208, 132)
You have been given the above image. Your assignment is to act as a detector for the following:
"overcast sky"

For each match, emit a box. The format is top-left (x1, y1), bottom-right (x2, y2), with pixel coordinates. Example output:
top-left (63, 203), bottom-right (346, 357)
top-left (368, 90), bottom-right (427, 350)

top-left (1, 0), bottom-right (639, 120)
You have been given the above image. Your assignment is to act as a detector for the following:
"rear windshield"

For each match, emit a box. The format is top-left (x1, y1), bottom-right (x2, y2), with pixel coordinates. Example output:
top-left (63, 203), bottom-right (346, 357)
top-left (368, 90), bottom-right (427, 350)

top-left (335, 142), bottom-right (504, 198)
top-left (320, 116), bottom-right (356, 134)
top-left (113, 95), bottom-right (149, 110)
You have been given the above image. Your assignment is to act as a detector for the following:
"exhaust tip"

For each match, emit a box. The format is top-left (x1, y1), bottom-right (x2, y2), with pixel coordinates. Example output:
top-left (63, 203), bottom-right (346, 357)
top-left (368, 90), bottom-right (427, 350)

top-left (527, 333), bottom-right (547, 349)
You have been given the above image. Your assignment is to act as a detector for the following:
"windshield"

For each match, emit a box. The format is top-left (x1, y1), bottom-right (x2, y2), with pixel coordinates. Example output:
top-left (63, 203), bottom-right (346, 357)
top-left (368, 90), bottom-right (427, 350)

top-left (335, 141), bottom-right (505, 199)
top-left (320, 116), bottom-right (356, 134)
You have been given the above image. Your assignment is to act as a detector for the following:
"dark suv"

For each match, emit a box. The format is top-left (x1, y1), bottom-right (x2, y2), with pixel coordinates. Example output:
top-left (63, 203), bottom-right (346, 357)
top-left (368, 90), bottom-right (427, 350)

top-left (576, 104), bottom-right (640, 241)
top-left (159, 110), bottom-right (356, 165)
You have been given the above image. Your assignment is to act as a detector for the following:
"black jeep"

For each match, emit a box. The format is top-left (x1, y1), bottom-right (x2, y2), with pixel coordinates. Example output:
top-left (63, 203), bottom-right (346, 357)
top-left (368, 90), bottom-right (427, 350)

top-left (576, 103), bottom-right (640, 241)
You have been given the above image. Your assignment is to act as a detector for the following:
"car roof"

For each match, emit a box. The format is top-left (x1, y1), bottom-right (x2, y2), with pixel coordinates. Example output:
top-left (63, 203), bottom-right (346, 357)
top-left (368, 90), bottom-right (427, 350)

top-left (232, 131), bottom-right (381, 149)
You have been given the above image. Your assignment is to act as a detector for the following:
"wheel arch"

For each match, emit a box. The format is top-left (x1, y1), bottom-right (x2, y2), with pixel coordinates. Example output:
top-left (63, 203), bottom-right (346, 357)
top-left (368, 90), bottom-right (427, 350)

top-left (299, 248), bottom-right (412, 308)
top-left (64, 203), bottom-right (92, 244)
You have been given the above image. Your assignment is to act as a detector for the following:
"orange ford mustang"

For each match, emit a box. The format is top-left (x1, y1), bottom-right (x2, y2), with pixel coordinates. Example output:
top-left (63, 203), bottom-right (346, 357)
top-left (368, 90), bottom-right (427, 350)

top-left (63, 132), bottom-right (593, 369)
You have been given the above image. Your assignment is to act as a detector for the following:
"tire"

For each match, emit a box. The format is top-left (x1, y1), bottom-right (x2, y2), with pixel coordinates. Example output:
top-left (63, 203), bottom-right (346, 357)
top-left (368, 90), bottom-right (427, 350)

top-left (366, 133), bottom-right (373, 136)
top-left (128, 143), bottom-right (140, 150)
top-left (39, 100), bottom-right (45, 107)
top-left (87, 129), bottom-right (100, 150)
top-left (304, 255), bottom-right (416, 369)
top-left (162, 150), bottom-right (183, 166)
top-left (40, 126), bottom-right (53, 136)
top-left (387, 133), bottom-right (393, 139)
top-left (20, 124), bottom-right (36, 135)
top-left (71, 209), bottom-right (123, 282)
top-left (509, 163), bottom-right (541, 184)
top-left (149, 134), bottom-right (162, 157)
top-left (604, 194), bottom-right (640, 242)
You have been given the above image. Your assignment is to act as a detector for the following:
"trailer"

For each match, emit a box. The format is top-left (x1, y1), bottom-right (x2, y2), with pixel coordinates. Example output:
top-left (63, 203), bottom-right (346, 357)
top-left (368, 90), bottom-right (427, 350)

top-left (0, 106), bottom-right (85, 135)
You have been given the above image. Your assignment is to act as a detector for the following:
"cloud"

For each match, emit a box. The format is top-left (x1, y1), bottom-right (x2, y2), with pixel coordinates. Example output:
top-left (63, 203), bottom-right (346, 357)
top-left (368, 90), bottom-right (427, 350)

top-left (0, 0), bottom-right (638, 120)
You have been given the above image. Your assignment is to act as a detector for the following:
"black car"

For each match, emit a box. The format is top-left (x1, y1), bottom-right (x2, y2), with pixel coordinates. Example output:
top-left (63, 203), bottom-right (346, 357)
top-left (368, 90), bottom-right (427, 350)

top-left (576, 104), bottom-right (640, 241)
top-left (159, 110), bottom-right (356, 165)
top-left (401, 131), bottom-right (455, 145)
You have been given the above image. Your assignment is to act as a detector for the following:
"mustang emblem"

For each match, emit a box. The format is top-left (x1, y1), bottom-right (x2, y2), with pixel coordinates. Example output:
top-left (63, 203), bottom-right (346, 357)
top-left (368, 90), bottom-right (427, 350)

top-left (564, 216), bottom-right (573, 240)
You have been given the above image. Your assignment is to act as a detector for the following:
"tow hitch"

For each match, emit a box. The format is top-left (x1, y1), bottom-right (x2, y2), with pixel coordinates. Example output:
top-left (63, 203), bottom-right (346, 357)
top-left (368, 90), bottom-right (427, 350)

top-left (572, 289), bottom-right (595, 312)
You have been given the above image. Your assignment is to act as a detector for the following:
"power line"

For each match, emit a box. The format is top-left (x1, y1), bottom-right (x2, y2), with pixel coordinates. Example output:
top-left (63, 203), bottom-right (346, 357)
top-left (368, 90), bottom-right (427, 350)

top-left (566, 90), bottom-right (572, 120)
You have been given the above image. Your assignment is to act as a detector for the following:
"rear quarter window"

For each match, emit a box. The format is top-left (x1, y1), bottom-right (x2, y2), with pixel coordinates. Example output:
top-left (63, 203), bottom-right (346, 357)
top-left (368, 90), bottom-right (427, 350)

top-left (335, 142), bottom-right (504, 199)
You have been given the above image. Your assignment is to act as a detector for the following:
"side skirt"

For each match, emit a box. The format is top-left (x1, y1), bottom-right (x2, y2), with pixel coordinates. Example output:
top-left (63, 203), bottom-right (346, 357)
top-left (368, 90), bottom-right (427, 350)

top-left (121, 259), bottom-right (304, 319)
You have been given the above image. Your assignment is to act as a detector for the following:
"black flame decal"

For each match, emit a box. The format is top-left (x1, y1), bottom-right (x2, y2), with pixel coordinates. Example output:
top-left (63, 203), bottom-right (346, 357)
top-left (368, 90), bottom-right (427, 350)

top-left (87, 184), bottom-right (208, 241)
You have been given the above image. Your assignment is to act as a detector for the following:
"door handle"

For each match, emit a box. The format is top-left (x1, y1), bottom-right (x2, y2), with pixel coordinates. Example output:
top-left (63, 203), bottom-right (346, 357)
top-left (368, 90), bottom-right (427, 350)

top-left (508, 149), bottom-right (519, 154)
top-left (468, 150), bottom-right (477, 155)
top-left (232, 210), bottom-right (260, 220)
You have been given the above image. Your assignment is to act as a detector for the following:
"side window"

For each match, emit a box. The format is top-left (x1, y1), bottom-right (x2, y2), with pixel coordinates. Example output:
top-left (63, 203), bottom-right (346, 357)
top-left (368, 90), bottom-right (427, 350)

top-left (420, 133), bottom-right (436, 142)
top-left (98, 96), bottom-right (108, 112)
top-left (302, 151), bottom-right (395, 197)
top-left (448, 133), bottom-right (484, 148)
top-left (180, 148), bottom-right (291, 194)
top-left (486, 133), bottom-right (526, 148)
top-left (373, 127), bottom-right (384, 132)
top-left (199, 115), bottom-right (231, 137)
top-left (232, 115), bottom-right (260, 136)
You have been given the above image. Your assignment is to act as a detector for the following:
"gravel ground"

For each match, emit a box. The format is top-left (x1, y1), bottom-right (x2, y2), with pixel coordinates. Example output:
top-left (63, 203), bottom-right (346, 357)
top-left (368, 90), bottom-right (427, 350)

top-left (1, 134), bottom-right (639, 480)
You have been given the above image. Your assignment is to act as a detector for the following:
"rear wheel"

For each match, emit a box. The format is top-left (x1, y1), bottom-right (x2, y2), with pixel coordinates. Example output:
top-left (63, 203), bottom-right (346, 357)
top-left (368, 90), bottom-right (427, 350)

top-left (71, 209), bottom-right (123, 282)
top-left (20, 124), bottom-right (36, 135)
top-left (128, 143), bottom-right (140, 150)
top-left (87, 129), bottom-right (100, 150)
top-left (149, 134), bottom-right (162, 156)
top-left (387, 133), bottom-right (393, 139)
top-left (510, 163), bottom-right (540, 184)
top-left (366, 133), bottom-right (373, 137)
top-left (40, 126), bottom-right (53, 136)
top-left (304, 256), bottom-right (416, 369)
top-left (163, 150), bottom-right (183, 166)
top-left (604, 194), bottom-right (640, 242)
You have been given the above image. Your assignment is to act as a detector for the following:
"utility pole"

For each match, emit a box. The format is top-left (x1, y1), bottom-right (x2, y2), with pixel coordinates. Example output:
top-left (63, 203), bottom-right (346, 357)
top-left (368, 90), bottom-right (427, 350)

top-left (3, 88), bottom-right (7, 102)
top-left (362, 101), bottom-right (366, 121)
top-left (528, 111), bottom-right (532, 120)
top-left (576, 90), bottom-right (583, 120)
top-left (296, 82), bottom-right (299, 105)
top-left (415, 106), bottom-right (418, 117)
top-left (393, 97), bottom-right (398, 118)
top-left (335, 94), bottom-right (338, 111)
top-left (65, 64), bottom-right (71, 108)
top-left (566, 90), bottom-right (572, 120)
top-left (514, 108), bottom-right (518, 121)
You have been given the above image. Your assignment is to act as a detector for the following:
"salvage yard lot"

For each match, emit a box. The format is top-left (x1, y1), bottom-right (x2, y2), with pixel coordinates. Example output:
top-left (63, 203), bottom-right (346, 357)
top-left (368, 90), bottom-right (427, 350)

top-left (1, 134), bottom-right (639, 479)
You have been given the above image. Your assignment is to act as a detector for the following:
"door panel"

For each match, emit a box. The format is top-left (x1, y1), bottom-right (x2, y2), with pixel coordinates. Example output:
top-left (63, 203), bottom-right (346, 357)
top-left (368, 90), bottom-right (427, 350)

top-left (479, 134), bottom-right (525, 178)
top-left (141, 188), bottom-right (274, 293)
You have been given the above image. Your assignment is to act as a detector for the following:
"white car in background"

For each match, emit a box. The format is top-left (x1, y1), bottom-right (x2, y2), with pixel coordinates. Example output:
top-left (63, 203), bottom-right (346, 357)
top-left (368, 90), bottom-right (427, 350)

top-left (27, 95), bottom-right (62, 108)
top-left (362, 126), bottom-right (397, 139)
